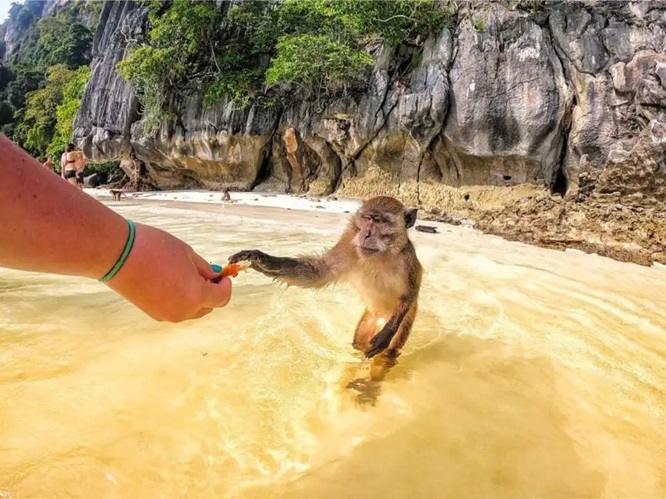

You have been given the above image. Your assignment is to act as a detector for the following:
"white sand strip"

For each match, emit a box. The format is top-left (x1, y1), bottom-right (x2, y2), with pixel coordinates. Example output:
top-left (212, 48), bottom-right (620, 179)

top-left (86, 188), bottom-right (362, 214)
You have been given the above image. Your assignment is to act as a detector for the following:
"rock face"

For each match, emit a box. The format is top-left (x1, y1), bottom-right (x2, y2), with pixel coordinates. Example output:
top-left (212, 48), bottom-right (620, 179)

top-left (72, 1), bottom-right (666, 264)
top-left (442, 8), bottom-right (571, 189)
top-left (74, 1), bottom-right (143, 163)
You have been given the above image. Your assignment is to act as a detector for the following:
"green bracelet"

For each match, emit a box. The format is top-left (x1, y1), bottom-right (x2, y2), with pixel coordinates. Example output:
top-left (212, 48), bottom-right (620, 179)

top-left (99, 218), bottom-right (136, 283)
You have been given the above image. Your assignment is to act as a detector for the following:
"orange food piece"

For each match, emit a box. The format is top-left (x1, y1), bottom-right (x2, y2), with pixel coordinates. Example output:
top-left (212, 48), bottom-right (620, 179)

top-left (221, 260), bottom-right (251, 278)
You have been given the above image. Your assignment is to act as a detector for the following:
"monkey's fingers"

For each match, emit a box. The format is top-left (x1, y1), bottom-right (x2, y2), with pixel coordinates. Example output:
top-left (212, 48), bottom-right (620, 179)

top-left (228, 250), bottom-right (263, 264)
top-left (365, 345), bottom-right (386, 358)
top-left (365, 335), bottom-right (391, 358)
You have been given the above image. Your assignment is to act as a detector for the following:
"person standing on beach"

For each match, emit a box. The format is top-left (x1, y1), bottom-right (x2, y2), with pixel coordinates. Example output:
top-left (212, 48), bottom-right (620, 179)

top-left (43, 155), bottom-right (55, 172)
top-left (61, 143), bottom-right (78, 187)
top-left (74, 146), bottom-right (86, 189)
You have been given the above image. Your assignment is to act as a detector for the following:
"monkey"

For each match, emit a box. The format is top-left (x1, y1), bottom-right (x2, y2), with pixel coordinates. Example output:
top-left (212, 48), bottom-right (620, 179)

top-left (221, 188), bottom-right (231, 202)
top-left (228, 196), bottom-right (423, 402)
top-left (110, 189), bottom-right (125, 201)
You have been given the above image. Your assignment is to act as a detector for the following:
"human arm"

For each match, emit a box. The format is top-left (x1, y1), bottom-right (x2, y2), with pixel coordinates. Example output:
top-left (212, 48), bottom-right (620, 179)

top-left (75, 150), bottom-right (87, 171)
top-left (0, 134), bottom-right (232, 322)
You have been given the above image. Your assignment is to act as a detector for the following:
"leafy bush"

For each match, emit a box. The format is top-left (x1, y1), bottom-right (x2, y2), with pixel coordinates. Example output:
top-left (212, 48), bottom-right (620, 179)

top-left (16, 64), bottom-right (91, 160)
top-left (22, 64), bottom-right (74, 156)
top-left (38, 18), bottom-right (93, 68)
top-left (84, 160), bottom-right (121, 182)
top-left (118, 0), bottom-right (453, 127)
top-left (117, 0), bottom-right (226, 131)
top-left (0, 1), bottom-right (94, 153)
top-left (265, 34), bottom-right (374, 98)
top-left (49, 65), bottom-right (92, 158)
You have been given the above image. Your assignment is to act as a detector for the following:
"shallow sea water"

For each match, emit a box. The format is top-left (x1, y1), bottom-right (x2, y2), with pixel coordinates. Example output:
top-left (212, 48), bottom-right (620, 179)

top-left (1, 200), bottom-right (665, 498)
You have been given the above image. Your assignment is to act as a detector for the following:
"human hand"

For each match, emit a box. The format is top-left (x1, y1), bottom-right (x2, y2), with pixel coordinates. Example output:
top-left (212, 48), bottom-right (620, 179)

top-left (106, 222), bottom-right (232, 322)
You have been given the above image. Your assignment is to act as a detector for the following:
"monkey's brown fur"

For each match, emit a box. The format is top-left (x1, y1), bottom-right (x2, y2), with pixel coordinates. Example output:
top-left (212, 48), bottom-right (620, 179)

top-left (228, 196), bottom-right (422, 360)
top-left (110, 189), bottom-right (125, 201)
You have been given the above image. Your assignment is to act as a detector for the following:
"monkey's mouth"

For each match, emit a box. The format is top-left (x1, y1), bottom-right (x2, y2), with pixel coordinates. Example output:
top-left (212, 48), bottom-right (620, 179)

top-left (359, 246), bottom-right (380, 255)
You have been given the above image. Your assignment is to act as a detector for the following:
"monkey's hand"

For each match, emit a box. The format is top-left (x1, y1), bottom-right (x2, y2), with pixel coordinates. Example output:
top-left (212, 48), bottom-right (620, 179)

top-left (228, 250), bottom-right (279, 277)
top-left (365, 325), bottom-right (397, 358)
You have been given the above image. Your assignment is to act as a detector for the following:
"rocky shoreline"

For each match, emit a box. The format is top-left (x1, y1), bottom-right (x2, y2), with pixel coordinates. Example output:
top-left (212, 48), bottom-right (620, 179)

top-left (93, 178), bottom-right (665, 268)
top-left (459, 191), bottom-right (664, 267)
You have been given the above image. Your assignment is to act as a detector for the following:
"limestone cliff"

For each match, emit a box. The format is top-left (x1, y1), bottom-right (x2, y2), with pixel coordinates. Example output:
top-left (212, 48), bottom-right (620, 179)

top-left (73, 1), bottom-right (666, 264)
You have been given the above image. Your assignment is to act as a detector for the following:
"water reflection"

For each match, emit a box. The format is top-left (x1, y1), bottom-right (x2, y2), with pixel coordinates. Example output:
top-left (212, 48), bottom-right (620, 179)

top-left (1, 200), bottom-right (665, 498)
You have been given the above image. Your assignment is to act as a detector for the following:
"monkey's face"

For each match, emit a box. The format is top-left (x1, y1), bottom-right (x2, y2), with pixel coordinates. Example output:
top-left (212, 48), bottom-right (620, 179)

top-left (351, 197), bottom-right (418, 257)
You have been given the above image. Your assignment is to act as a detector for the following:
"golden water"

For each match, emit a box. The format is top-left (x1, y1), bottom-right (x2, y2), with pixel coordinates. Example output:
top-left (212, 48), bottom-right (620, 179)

top-left (1, 200), bottom-right (666, 498)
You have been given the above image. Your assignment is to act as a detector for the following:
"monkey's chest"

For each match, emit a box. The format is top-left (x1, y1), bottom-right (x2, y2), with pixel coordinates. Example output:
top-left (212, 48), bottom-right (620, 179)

top-left (350, 270), bottom-right (407, 315)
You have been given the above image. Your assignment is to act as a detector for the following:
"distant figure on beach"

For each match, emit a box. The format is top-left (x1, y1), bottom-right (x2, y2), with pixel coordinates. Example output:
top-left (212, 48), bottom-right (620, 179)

top-left (61, 144), bottom-right (86, 189)
top-left (43, 155), bottom-right (54, 172)
top-left (74, 146), bottom-right (87, 190)
top-left (61, 144), bottom-right (78, 187)
top-left (222, 189), bottom-right (231, 202)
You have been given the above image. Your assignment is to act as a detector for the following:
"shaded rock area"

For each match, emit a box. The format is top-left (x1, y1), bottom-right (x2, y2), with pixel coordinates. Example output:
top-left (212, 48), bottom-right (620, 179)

top-left (434, 120), bottom-right (666, 266)
top-left (71, 1), bottom-right (666, 266)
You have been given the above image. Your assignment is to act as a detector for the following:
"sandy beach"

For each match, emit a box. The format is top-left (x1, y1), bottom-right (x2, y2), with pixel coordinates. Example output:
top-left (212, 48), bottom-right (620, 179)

top-left (86, 188), bottom-right (364, 215)
top-left (84, 187), bottom-right (664, 269)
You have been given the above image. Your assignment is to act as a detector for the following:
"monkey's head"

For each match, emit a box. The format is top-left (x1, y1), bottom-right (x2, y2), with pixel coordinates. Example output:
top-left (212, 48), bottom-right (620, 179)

top-left (351, 196), bottom-right (418, 257)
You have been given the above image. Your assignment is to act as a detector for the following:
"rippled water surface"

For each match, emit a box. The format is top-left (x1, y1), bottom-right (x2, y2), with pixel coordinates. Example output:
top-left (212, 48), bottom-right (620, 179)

top-left (2, 200), bottom-right (666, 498)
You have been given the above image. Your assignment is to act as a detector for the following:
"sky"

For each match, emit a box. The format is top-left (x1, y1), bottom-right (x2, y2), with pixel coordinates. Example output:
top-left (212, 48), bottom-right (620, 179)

top-left (0, 0), bottom-right (20, 25)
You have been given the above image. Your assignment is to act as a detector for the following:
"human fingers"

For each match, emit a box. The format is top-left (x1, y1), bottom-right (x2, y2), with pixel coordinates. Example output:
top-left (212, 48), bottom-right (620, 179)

top-left (201, 276), bottom-right (232, 309)
top-left (190, 250), bottom-right (222, 280)
top-left (190, 307), bottom-right (214, 320)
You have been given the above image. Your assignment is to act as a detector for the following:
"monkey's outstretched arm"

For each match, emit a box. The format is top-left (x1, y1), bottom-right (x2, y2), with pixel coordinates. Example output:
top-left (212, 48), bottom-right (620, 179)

top-left (228, 242), bottom-right (353, 289)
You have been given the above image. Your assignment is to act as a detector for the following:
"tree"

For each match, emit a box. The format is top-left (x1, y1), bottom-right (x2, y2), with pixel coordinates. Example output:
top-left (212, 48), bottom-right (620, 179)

top-left (1, 1), bottom-right (95, 150)
top-left (49, 65), bottom-right (92, 157)
top-left (38, 17), bottom-right (93, 68)
top-left (265, 34), bottom-right (374, 98)
top-left (0, 65), bottom-right (13, 92)
top-left (117, 0), bottom-right (226, 130)
top-left (22, 64), bottom-right (74, 156)
top-left (0, 101), bottom-right (14, 126)
top-left (5, 66), bottom-right (43, 111)
top-left (119, 0), bottom-right (452, 120)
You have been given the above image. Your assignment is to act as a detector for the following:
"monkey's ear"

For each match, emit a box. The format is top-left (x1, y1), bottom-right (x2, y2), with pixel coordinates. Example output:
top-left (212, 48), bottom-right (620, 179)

top-left (404, 208), bottom-right (418, 229)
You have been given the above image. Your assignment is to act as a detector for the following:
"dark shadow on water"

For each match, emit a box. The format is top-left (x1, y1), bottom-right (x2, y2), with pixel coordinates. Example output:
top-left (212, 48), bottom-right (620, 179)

top-left (340, 328), bottom-right (478, 407)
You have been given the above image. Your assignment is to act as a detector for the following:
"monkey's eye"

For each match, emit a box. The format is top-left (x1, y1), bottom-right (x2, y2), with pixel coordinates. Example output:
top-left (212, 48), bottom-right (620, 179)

top-left (361, 215), bottom-right (372, 221)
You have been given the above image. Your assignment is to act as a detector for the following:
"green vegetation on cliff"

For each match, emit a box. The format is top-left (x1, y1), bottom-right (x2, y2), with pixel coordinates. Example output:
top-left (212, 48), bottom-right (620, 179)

top-left (48, 65), bottom-right (92, 157)
top-left (118, 0), bottom-right (453, 132)
top-left (0, 1), bottom-right (95, 162)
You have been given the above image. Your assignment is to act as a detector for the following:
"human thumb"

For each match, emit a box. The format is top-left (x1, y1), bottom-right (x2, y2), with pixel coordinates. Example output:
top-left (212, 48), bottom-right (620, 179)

top-left (192, 252), bottom-right (222, 280)
top-left (202, 277), bottom-right (232, 309)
